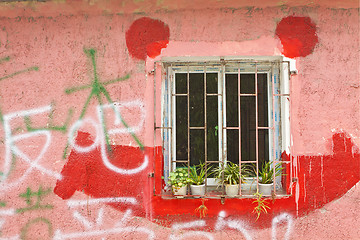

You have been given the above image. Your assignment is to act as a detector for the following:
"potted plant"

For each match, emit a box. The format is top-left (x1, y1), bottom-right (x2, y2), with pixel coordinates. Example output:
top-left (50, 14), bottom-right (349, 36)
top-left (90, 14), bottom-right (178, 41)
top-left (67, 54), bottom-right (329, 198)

top-left (214, 162), bottom-right (244, 197)
top-left (258, 161), bottom-right (284, 196)
top-left (188, 162), bottom-right (212, 196)
top-left (242, 163), bottom-right (257, 193)
top-left (169, 168), bottom-right (190, 196)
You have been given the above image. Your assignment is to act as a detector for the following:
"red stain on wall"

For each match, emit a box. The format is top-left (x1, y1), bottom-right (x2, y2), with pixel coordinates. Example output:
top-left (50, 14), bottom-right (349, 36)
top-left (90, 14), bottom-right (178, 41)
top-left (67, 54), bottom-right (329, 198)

top-left (151, 132), bottom-right (359, 227)
top-left (275, 16), bottom-right (318, 58)
top-left (126, 17), bottom-right (170, 60)
top-left (55, 131), bottom-right (359, 228)
top-left (295, 132), bottom-right (360, 214)
top-left (54, 132), bottom-right (153, 216)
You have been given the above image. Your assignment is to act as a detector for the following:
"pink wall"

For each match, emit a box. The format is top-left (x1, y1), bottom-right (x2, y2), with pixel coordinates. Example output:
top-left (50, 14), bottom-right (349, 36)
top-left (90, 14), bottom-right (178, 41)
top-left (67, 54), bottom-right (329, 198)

top-left (0, 0), bottom-right (358, 239)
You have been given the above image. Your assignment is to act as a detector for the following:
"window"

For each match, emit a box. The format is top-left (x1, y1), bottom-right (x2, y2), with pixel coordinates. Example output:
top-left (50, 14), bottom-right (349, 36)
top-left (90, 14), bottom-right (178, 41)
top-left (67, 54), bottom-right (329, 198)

top-left (157, 56), bottom-right (291, 197)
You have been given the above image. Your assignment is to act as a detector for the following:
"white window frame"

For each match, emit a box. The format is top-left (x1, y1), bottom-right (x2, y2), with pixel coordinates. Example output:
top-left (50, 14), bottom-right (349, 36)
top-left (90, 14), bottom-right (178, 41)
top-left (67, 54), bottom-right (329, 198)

top-left (159, 56), bottom-right (291, 196)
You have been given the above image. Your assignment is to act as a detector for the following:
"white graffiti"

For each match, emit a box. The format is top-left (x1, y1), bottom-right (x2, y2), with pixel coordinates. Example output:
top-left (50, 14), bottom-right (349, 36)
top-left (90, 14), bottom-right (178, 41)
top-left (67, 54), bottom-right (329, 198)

top-left (67, 197), bottom-right (138, 207)
top-left (272, 213), bottom-right (293, 240)
top-left (170, 220), bottom-right (214, 240)
top-left (1, 105), bottom-right (62, 193)
top-left (215, 211), bottom-right (253, 240)
top-left (68, 117), bottom-right (100, 153)
top-left (67, 100), bottom-right (149, 175)
top-left (0, 208), bottom-right (18, 240)
top-left (55, 198), bottom-right (155, 240)
top-left (0, 100), bottom-right (147, 194)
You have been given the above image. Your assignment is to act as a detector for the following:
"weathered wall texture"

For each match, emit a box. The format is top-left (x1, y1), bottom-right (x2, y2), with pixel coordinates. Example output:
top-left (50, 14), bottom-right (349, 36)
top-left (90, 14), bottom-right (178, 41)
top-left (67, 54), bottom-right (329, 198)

top-left (0, 0), bottom-right (358, 239)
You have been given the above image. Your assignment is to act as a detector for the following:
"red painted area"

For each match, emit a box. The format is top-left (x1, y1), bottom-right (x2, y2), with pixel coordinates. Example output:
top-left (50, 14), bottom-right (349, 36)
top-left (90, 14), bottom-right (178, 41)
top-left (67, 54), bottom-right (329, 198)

top-left (275, 16), bottom-right (318, 58)
top-left (54, 132), bottom-right (153, 216)
top-left (151, 132), bottom-right (359, 228)
top-left (126, 17), bottom-right (170, 60)
top-left (55, 132), bottom-right (359, 228)
top-left (295, 132), bottom-right (360, 214)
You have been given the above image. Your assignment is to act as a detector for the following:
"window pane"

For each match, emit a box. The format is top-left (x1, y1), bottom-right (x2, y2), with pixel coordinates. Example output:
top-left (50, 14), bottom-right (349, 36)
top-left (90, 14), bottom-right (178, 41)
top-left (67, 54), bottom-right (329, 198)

top-left (175, 73), bottom-right (187, 94)
top-left (227, 129), bottom-right (239, 164)
top-left (257, 73), bottom-right (269, 165)
top-left (225, 74), bottom-right (238, 127)
top-left (207, 96), bottom-right (218, 161)
top-left (240, 96), bottom-right (256, 161)
top-left (176, 96), bottom-right (188, 160)
top-left (206, 73), bottom-right (218, 93)
top-left (240, 74), bottom-right (255, 94)
top-left (189, 73), bottom-right (204, 127)
top-left (190, 130), bottom-right (205, 166)
top-left (258, 73), bottom-right (268, 127)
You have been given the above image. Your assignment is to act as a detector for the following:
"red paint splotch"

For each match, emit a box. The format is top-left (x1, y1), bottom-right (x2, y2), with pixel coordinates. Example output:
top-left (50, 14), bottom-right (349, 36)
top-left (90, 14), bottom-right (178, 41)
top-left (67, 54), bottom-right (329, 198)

top-left (54, 132), bottom-right (153, 216)
top-left (295, 132), bottom-right (360, 213)
top-left (55, 131), bottom-right (359, 228)
top-left (275, 16), bottom-right (318, 58)
top-left (151, 132), bottom-right (359, 228)
top-left (126, 17), bottom-right (170, 60)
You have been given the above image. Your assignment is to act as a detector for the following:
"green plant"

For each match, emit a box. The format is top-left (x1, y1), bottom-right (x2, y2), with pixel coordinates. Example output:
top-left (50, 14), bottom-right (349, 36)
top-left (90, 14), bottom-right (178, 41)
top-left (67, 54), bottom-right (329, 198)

top-left (168, 168), bottom-right (190, 189)
top-left (252, 191), bottom-right (270, 221)
top-left (214, 162), bottom-right (244, 185)
top-left (188, 162), bottom-right (212, 185)
top-left (258, 161), bottom-right (284, 184)
top-left (242, 163), bottom-right (257, 177)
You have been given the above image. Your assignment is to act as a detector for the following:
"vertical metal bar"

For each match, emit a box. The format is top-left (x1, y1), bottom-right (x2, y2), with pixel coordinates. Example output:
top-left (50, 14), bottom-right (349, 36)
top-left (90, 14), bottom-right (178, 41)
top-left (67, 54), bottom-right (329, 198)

top-left (170, 64), bottom-right (174, 172)
top-left (187, 64), bottom-right (190, 181)
top-left (272, 63), bottom-right (277, 195)
top-left (221, 61), bottom-right (225, 195)
top-left (287, 61), bottom-right (293, 196)
top-left (238, 63), bottom-right (242, 196)
top-left (153, 61), bottom-right (157, 195)
top-left (204, 64), bottom-right (208, 192)
top-left (255, 62), bottom-right (259, 193)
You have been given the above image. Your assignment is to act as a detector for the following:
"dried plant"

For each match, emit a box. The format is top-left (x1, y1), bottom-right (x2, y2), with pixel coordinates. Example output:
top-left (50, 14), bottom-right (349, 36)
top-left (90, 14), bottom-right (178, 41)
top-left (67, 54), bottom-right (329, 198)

top-left (195, 198), bottom-right (208, 218)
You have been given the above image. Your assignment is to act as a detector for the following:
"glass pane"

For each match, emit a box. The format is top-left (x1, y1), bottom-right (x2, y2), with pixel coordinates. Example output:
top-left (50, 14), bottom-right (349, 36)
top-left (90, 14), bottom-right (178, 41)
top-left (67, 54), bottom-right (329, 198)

top-left (258, 73), bottom-right (268, 127)
top-left (240, 74), bottom-right (255, 94)
top-left (257, 73), bottom-right (269, 165)
top-left (175, 73), bottom-right (187, 94)
top-left (258, 130), bottom-right (269, 166)
top-left (189, 73), bottom-right (204, 127)
top-left (190, 130), bottom-right (205, 166)
top-left (241, 96), bottom-right (256, 161)
top-left (206, 73), bottom-right (218, 93)
top-left (207, 96), bottom-right (218, 161)
top-left (225, 74), bottom-right (239, 127)
top-left (227, 130), bottom-right (239, 164)
top-left (176, 96), bottom-right (188, 160)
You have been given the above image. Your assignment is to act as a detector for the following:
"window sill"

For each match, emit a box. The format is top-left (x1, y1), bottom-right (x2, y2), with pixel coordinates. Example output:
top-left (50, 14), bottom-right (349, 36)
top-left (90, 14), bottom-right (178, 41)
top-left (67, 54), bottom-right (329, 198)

top-left (159, 187), bottom-right (290, 200)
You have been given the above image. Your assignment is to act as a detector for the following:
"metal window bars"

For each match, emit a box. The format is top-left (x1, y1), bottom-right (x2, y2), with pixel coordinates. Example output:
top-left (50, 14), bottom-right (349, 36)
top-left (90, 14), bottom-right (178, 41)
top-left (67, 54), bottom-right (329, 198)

top-left (154, 59), bottom-right (292, 198)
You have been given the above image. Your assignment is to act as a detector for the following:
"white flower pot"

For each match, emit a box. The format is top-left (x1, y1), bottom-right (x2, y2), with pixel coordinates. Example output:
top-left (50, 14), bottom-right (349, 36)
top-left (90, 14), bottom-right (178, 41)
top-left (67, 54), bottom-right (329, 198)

top-left (190, 184), bottom-right (206, 196)
top-left (225, 184), bottom-right (239, 197)
top-left (258, 183), bottom-right (273, 196)
top-left (173, 185), bottom-right (187, 196)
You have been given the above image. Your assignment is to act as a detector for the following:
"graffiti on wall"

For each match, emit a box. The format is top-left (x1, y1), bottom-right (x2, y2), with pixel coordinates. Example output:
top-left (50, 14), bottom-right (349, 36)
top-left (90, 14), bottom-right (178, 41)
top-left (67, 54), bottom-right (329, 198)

top-left (0, 10), bottom-right (358, 239)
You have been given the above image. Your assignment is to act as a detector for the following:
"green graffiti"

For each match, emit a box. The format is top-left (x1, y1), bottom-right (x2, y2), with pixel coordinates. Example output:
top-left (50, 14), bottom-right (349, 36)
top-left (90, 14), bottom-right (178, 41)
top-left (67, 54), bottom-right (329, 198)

top-left (0, 56), bottom-right (10, 64)
top-left (20, 217), bottom-right (53, 240)
top-left (0, 201), bottom-right (6, 207)
top-left (63, 48), bottom-right (144, 158)
top-left (0, 66), bottom-right (39, 82)
top-left (16, 186), bottom-right (53, 213)
top-left (24, 103), bottom-right (73, 133)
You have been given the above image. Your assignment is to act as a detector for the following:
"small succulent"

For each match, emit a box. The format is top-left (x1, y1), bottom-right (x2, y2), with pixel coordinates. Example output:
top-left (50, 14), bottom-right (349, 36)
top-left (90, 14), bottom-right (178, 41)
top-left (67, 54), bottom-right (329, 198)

top-left (169, 168), bottom-right (190, 189)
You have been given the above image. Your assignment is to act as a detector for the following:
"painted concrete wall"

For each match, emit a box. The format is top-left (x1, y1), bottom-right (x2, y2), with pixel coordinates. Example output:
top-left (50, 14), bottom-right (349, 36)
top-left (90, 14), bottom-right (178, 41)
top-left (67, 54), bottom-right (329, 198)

top-left (0, 0), bottom-right (358, 239)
